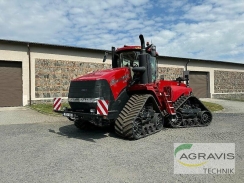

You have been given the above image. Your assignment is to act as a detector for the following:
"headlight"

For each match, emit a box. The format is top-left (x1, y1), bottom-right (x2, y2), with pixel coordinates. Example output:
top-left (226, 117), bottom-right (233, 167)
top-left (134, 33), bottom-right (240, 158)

top-left (90, 109), bottom-right (95, 113)
top-left (63, 113), bottom-right (74, 117)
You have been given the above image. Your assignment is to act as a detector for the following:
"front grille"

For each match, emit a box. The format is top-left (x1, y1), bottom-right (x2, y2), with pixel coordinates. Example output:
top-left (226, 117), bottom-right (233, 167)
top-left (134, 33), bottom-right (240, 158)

top-left (68, 80), bottom-right (112, 111)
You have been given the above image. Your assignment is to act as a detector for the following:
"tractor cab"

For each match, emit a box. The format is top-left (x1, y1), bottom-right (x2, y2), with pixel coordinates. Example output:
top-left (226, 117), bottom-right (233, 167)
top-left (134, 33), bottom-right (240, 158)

top-left (109, 44), bottom-right (158, 83)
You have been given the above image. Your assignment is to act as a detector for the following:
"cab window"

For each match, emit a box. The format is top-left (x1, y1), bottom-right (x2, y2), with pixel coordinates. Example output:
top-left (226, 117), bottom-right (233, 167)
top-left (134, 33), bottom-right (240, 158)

top-left (150, 56), bottom-right (157, 81)
top-left (119, 51), bottom-right (139, 67)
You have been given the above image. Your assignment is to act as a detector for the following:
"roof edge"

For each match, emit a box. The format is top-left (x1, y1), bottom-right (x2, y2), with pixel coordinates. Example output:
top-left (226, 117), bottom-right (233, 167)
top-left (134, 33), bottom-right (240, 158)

top-left (0, 38), bottom-right (243, 66)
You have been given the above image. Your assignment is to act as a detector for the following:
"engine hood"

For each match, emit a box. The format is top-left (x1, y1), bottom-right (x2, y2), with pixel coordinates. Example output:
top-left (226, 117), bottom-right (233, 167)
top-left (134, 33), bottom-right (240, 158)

top-left (72, 67), bottom-right (128, 81)
top-left (72, 67), bottom-right (132, 100)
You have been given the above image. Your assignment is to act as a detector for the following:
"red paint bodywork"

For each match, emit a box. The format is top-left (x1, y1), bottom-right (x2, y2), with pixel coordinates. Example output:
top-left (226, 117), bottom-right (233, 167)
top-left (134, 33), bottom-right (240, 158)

top-left (72, 67), bottom-right (131, 100)
top-left (72, 66), bottom-right (192, 111)
top-left (128, 80), bottom-right (192, 110)
top-left (157, 80), bottom-right (192, 102)
top-left (116, 46), bottom-right (141, 53)
top-left (71, 45), bottom-right (192, 113)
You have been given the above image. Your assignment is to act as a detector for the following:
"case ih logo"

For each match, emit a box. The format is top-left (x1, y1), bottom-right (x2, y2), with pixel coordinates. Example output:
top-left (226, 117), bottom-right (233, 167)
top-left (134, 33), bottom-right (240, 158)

top-left (97, 100), bottom-right (109, 115)
top-left (110, 74), bottom-right (129, 86)
top-left (174, 143), bottom-right (235, 174)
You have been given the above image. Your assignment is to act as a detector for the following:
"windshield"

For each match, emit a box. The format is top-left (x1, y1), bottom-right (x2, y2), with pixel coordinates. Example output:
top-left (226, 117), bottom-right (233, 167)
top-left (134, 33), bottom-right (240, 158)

top-left (119, 51), bottom-right (140, 67)
top-left (117, 51), bottom-right (157, 82)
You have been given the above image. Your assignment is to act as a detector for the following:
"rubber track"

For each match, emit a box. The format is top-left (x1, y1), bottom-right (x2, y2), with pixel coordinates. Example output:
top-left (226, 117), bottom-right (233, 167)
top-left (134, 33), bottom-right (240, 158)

top-left (114, 94), bottom-right (162, 140)
top-left (173, 95), bottom-right (189, 110)
top-left (172, 95), bottom-right (212, 127)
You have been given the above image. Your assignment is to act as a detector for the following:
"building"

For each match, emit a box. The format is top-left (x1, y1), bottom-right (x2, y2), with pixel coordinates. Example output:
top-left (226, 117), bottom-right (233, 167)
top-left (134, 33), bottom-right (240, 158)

top-left (0, 39), bottom-right (244, 107)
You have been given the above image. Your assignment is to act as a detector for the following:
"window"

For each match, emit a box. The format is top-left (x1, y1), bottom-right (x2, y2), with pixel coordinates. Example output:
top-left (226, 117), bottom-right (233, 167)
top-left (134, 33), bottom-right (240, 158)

top-left (150, 56), bottom-right (157, 81)
top-left (119, 51), bottom-right (140, 67)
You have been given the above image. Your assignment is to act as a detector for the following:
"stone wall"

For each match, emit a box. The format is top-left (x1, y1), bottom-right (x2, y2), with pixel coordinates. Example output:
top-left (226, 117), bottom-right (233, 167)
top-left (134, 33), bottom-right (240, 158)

top-left (35, 59), bottom-right (111, 98)
top-left (35, 58), bottom-right (184, 99)
top-left (158, 67), bottom-right (183, 80)
top-left (214, 70), bottom-right (244, 100)
top-left (214, 70), bottom-right (244, 93)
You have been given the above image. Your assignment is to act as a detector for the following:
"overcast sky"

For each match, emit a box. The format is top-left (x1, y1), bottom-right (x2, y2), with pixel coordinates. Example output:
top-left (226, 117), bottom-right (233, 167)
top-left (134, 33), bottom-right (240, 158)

top-left (0, 0), bottom-right (243, 63)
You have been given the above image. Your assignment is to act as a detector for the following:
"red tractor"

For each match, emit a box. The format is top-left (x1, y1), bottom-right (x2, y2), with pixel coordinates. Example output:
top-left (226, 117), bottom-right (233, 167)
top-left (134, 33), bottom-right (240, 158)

top-left (59, 34), bottom-right (212, 140)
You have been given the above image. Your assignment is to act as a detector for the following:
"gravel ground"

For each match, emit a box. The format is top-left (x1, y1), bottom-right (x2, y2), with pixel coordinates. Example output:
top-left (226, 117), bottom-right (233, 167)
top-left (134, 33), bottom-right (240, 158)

top-left (0, 100), bottom-right (243, 183)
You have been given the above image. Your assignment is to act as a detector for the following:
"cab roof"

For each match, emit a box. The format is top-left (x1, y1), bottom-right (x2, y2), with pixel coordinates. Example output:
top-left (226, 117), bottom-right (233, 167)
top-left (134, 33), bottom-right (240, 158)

top-left (116, 45), bottom-right (159, 56)
top-left (116, 46), bottom-right (141, 53)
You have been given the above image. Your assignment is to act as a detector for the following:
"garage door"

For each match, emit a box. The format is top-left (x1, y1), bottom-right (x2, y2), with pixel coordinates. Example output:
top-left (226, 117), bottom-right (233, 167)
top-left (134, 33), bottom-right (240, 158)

top-left (0, 61), bottom-right (22, 107)
top-left (189, 71), bottom-right (209, 98)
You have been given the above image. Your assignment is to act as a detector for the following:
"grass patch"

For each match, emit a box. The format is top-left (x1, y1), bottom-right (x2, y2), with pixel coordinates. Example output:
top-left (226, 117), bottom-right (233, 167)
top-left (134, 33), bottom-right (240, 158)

top-left (202, 101), bottom-right (224, 112)
top-left (29, 103), bottom-right (70, 116)
top-left (29, 101), bottom-right (223, 115)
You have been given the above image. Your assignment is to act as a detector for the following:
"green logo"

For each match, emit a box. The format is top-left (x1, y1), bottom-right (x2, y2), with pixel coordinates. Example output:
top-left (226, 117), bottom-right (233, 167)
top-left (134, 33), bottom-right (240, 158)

top-left (174, 144), bottom-right (193, 157)
top-left (175, 143), bottom-right (207, 167)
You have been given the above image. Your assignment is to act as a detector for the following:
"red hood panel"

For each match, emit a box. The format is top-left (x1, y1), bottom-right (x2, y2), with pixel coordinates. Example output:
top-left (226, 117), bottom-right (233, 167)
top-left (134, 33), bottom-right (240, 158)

top-left (72, 67), bottom-right (131, 100)
top-left (72, 68), bottom-right (123, 81)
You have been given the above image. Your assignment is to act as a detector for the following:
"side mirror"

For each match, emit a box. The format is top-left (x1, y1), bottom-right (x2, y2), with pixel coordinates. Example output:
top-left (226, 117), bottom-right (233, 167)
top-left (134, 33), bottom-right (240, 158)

top-left (183, 71), bottom-right (189, 79)
top-left (103, 52), bottom-right (108, 62)
top-left (183, 71), bottom-right (190, 86)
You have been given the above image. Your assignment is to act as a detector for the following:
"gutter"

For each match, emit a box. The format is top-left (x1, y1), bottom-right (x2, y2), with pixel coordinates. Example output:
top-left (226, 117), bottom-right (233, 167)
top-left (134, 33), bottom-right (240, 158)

top-left (27, 43), bottom-right (31, 105)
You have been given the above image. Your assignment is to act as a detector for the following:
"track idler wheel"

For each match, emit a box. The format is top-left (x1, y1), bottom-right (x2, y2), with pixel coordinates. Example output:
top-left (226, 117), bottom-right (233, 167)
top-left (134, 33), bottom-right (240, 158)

top-left (168, 112), bottom-right (183, 128)
top-left (152, 113), bottom-right (164, 130)
top-left (199, 111), bottom-right (212, 126)
top-left (132, 118), bottom-right (143, 139)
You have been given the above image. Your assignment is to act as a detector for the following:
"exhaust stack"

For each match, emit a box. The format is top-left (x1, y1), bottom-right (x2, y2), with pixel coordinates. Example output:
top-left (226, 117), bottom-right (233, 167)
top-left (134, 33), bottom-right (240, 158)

top-left (138, 34), bottom-right (149, 84)
top-left (139, 34), bottom-right (146, 54)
